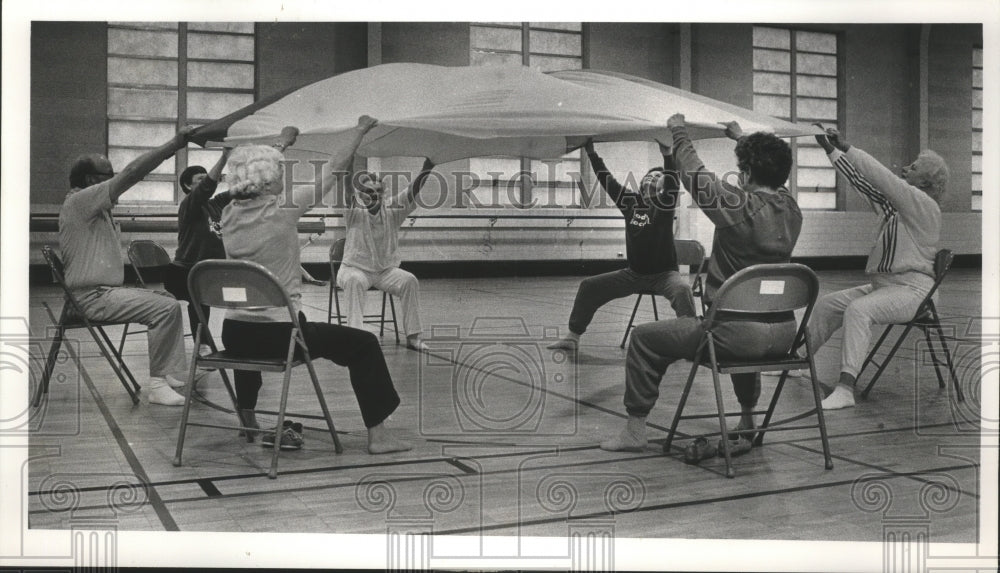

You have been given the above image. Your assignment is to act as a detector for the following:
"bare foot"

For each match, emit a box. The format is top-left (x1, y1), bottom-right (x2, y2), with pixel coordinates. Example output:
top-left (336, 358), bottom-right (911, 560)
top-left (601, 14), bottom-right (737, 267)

top-left (367, 423), bottom-right (412, 454)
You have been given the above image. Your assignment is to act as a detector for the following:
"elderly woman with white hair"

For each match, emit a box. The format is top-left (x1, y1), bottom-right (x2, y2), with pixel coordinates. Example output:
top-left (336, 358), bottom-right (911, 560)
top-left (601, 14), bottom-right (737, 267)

top-left (219, 116), bottom-right (410, 454)
top-left (806, 126), bottom-right (950, 410)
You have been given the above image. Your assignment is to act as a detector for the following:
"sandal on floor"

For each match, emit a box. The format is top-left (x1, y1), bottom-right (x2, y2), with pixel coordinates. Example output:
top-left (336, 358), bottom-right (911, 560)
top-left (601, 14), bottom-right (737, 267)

top-left (683, 437), bottom-right (718, 465)
top-left (717, 434), bottom-right (754, 458)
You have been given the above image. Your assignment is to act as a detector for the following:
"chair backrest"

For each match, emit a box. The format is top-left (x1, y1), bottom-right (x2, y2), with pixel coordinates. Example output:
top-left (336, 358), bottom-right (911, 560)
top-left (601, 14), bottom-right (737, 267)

top-left (188, 259), bottom-right (299, 323)
top-left (41, 245), bottom-right (66, 287)
top-left (41, 246), bottom-right (88, 321)
top-left (328, 238), bottom-right (347, 281)
top-left (128, 240), bottom-right (171, 268)
top-left (933, 249), bottom-right (954, 283)
top-left (705, 263), bottom-right (819, 321)
top-left (674, 239), bottom-right (705, 269)
top-left (912, 249), bottom-right (954, 318)
top-left (127, 240), bottom-right (171, 288)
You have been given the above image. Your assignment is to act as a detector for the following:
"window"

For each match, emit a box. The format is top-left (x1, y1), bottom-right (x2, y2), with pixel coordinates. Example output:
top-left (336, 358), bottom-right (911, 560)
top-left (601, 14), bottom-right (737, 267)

top-left (469, 23), bottom-right (584, 208)
top-left (972, 46), bottom-right (983, 212)
top-left (752, 26), bottom-right (839, 210)
top-left (107, 22), bottom-right (255, 203)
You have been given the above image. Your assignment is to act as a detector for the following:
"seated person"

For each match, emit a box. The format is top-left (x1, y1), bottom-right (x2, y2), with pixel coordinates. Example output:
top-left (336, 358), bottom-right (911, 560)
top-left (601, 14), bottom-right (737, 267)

top-left (336, 154), bottom-right (435, 351)
top-left (59, 126), bottom-right (196, 406)
top-left (808, 126), bottom-right (948, 410)
top-left (219, 116), bottom-right (410, 454)
top-left (601, 115), bottom-right (802, 456)
top-left (548, 139), bottom-right (697, 351)
top-left (164, 148), bottom-right (232, 341)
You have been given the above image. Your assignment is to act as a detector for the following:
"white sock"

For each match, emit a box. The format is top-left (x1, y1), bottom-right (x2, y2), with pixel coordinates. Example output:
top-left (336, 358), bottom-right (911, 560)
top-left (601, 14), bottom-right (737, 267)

top-left (147, 379), bottom-right (185, 406)
top-left (821, 384), bottom-right (856, 410)
top-left (162, 374), bottom-right (186, 389)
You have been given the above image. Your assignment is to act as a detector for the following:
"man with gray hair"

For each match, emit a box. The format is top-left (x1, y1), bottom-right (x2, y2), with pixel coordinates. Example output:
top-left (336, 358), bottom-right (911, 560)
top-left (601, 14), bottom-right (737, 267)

top-left (807, 126), bottom-right (949, 409)
top-left (59, 126), bottom-right (196, 406)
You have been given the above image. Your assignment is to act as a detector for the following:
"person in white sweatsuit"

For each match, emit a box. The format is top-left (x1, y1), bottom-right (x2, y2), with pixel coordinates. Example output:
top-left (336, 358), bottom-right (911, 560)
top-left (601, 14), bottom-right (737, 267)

top-left (808, 126), bottom-right (949, 410)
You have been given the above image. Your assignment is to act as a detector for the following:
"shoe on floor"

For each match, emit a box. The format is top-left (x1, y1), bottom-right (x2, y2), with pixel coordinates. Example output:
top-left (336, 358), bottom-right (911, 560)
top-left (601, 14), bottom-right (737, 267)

top-left (261, 420), bottom-right (304, 450)
top-left (547, 336), bottom-right (579, 351)
top-left (146, 384), bottom-right (185, 406)
top-left (406, 339), bottom-right (430, 352)
top-left (717, 434), bottom-right (754, 457)
top-left (683, 437), bottom-right (718, 465)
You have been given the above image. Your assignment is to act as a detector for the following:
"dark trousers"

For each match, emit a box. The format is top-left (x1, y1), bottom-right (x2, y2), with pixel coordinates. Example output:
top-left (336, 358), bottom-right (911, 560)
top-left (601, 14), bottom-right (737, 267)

top-left (163, 263), bottom-right (209, 339)
top-left (221, 315), bottom-right (400, 429)
top-left (625, 316), bottom-right (798, 416)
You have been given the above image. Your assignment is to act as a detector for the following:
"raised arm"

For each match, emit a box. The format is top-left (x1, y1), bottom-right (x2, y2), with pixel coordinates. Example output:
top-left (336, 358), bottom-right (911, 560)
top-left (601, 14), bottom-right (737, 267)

top-left (405, 157), bottom-right (436, 203)
top-left (668, 114), bottom-right (746, 216)
top-left (318, 115), bottom-right (379, 209)
top-left (109, 125), bottom-right (193, 202)
top-left (583, 140), bottom-right (626, 205)
top-left (189, 147), bottom-right (232, 208)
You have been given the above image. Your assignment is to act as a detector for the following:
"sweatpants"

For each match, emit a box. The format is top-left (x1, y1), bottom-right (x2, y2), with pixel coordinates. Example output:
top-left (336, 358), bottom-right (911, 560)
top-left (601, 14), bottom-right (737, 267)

top-left (624, 316), bottom-right (798, 417)
top-left (163, 262), bottom-right (210, 340)
top-left (74, 286), bottom-right (188, 378)
top-left (337, 265), bottom-right (422, 337)
top-left (568, 268), bottom-right (698, 335)
top-left (807, 271), bottom-right (933, 378)
top-left (221, 315), bottom-right (400, 429)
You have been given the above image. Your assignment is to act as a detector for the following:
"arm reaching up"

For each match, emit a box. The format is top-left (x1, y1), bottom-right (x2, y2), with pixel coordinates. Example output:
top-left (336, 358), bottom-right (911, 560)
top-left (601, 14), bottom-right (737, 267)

top-left (316, 115), bottom-right (379, 210)
top-left (109, 125), bottom-right (194, 202)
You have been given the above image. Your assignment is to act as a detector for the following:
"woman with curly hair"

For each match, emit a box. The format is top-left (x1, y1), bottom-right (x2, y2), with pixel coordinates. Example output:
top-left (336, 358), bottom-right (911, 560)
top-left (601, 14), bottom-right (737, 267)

top-left (219, 116), bottom-right (410, 454)
top-left (600, 114), bottom-right (802, 460)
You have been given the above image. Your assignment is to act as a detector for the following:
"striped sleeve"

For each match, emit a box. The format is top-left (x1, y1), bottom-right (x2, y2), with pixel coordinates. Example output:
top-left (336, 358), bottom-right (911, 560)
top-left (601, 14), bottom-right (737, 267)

top-left (829, 151), bottom-right (896, 219)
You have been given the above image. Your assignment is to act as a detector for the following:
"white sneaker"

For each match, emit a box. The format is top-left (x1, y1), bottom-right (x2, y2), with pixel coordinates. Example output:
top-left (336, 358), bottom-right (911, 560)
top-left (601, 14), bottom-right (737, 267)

top-left (146, 384), bottom-right (185, 406)
top-left (165, 374), bottom-right (187, 389)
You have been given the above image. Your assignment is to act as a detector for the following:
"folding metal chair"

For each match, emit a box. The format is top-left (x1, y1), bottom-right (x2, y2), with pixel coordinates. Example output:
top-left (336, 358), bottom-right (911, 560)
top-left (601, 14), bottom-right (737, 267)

top-left (173, 259), bottom-right (344, 479)
top-left (663, 263), bottom-right (833, 478)
top-left (118, 240), bottom-right (173, 354)
top-left (620, 239), bottom-right (707, 348)
top-left (858, 249), bottom-right (964, 401)
top-left (33, 246), bottom-right (141, 407)
top-left (326, 238), bottom-right (399, 343)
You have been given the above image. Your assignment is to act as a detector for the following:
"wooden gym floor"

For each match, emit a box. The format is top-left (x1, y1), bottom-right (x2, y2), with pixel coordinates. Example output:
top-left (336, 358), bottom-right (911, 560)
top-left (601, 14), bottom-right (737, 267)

top-left (24, 268), bottom-right (985, 543)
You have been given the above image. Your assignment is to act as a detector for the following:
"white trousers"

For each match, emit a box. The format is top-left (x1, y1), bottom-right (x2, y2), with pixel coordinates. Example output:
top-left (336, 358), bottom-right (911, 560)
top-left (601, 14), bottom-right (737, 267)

top-left (807, 271), bottom-right (933, 378)
top-left (337, 265), bottom-right (422, 337)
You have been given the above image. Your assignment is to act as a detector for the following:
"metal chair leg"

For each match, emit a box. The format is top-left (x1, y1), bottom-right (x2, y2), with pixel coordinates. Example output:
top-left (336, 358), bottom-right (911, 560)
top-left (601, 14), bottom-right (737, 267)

top-left (173, 329), bottom-right (204, 468)
top-left (651, 295), bottom-right (659, 320)
top-left (379, 292), bottom-right (388, 337)
top-left (302, 347), bottom-right (344, 453)
top-left (929, 319), bottom-right (964, 402)
top-left (861, 323), bottom-right (914, 398)
top-left (621, 295), bottom-right (644, 349)
top-left (857, 324), bottom-right (894, 381)
top-left (754, 370), bottom-right (789, 447)
top-left (802, 333), bottom-right (834, 470)
top-left (664, 348), bottom-right (704, 453)
top-left (268, 336), bottom-right (298, 480)
top-left (706, 339), bottom-right (735, 478)
top-left (95, 324), bottom-right (141, 395)
top-left (34, 325), bottom-right (66, 407)
top-left (388, 295), bottom-right (399, 344)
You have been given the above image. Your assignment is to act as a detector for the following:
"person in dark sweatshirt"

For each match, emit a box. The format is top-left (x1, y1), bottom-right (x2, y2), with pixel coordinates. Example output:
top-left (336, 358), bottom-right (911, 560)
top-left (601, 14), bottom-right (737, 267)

top-left (548, 140), bottom-right (697, 351)
top-left (163, 148), bottom-right (232, 340)
top-left (601, 116), bottom-right (802, 456)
